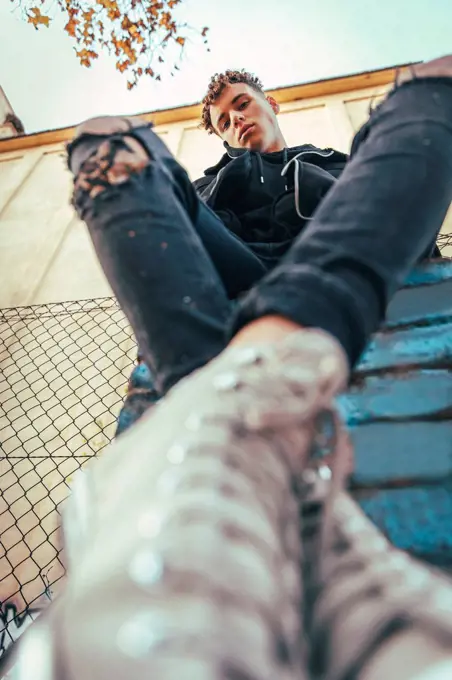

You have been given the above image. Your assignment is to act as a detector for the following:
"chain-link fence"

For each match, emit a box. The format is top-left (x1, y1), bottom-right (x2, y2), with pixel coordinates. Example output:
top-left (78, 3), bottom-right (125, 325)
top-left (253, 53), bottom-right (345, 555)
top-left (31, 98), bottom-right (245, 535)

top-left (0, 298), bottom-right (136, 658)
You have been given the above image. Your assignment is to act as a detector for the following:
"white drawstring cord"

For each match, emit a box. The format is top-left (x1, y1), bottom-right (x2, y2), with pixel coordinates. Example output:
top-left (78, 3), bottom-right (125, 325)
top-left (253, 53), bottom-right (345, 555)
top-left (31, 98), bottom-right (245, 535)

top-left (281, 149), bottom-right (334, 220)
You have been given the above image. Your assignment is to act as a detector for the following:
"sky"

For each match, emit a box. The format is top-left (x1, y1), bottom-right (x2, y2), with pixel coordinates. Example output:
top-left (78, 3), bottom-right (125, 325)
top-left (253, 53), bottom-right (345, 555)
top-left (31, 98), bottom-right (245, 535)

top-left (0, 0), bottom-right (451, 134)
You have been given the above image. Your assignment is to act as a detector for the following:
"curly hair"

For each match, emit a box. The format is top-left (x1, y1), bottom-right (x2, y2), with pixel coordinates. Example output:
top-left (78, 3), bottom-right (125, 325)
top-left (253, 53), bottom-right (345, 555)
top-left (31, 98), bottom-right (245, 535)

top-left (201, 69), bottom-right (264, 134)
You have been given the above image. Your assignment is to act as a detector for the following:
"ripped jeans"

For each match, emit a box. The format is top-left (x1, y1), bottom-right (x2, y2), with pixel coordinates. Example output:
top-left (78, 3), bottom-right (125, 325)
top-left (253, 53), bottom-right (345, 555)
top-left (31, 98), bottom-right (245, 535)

top-left (68, 77), bottom-right (452, 396)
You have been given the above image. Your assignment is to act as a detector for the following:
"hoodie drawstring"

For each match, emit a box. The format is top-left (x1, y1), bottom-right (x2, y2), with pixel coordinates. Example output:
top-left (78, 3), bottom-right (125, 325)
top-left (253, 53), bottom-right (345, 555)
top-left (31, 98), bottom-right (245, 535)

top-left (281, 149), bottom-right (334, 220)
top-left (227, 147), bottom-right (335, 223)
top-left (283, 148), bottom-right (288, 191)
top-left (256, 148), bottom-right (288, 187)
top-left (257, 154), bottom-right (264, 184)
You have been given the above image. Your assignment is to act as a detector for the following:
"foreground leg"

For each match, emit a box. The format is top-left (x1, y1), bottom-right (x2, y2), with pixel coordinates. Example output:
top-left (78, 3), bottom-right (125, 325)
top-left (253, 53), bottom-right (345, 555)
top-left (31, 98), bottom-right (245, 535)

top-left (12, 326), bottom-right (452, 680)
top-left (12, 329), bottom-right (348, 680)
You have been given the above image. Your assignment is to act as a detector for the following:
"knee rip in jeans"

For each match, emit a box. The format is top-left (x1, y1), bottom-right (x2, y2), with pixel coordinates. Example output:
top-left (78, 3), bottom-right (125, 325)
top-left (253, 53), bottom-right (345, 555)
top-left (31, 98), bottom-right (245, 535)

top-left (392, 55), bottom-right (452, 91)
top-left (73, 117), bottom-right (151, 200)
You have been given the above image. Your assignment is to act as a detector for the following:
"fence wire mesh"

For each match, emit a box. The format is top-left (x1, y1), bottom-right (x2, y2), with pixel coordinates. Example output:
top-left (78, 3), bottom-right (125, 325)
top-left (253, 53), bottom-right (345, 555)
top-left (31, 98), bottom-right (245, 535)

top-left (0, 297), bottom-right (135, 657)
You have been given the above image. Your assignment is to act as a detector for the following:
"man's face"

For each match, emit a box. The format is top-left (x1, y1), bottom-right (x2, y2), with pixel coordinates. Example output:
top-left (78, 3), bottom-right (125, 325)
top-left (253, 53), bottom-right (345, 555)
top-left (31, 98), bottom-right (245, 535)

top-left (210, 82), bottom-right (281, 152)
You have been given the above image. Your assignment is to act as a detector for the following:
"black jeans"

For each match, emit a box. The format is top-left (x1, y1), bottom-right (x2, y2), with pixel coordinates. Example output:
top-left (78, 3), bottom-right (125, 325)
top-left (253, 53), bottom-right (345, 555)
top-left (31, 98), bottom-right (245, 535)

top-left (68, 78), bottom-right (452, 396)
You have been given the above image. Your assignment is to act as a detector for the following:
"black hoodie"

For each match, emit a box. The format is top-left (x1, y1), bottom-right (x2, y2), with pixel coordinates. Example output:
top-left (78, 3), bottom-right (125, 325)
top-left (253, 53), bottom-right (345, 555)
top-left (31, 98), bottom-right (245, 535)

top-left (193, 143), bottom-right (349, 244)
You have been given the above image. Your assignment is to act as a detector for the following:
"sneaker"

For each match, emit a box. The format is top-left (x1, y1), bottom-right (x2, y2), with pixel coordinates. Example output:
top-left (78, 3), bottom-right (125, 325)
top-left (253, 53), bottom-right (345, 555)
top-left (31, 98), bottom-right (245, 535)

top-left (13, 328), bottom-right (348, 680)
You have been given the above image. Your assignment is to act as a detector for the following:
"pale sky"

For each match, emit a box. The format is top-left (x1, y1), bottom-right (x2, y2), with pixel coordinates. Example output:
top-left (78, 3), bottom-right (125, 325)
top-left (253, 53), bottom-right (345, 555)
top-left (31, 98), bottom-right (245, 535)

top-left (0, 0), bottom-right (451, 134)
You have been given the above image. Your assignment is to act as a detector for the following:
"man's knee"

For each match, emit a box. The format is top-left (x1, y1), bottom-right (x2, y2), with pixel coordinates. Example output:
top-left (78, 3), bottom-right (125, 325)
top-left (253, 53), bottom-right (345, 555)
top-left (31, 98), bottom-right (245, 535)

top-left (73, 115), bottom-right (147, 140)
top-left (398, 54), bottom-right (452, 84)
top-left (70, 116), bottom-right (151, 199)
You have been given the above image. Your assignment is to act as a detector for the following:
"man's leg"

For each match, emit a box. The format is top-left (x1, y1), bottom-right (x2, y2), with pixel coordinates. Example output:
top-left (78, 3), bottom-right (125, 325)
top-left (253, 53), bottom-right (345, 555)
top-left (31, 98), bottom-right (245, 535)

top-left (229, 59), bottom-right (452, 367)
top-left (67, 119), bottom-right (267, 394)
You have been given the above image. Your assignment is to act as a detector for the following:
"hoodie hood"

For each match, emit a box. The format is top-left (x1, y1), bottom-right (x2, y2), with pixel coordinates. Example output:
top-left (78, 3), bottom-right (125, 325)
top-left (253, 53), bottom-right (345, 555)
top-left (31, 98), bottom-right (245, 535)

top-left (202, 142), bottom-right (347, 177)
top-left (202, 143), bottom-right (245, 176)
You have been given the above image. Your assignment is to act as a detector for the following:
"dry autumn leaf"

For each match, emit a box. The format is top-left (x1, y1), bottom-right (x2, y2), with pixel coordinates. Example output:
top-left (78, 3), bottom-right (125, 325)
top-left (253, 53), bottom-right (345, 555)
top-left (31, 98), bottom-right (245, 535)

top-left (27, 6), bottom-right (50, 28)
top-left (117, 59), bottom-right (130, 72)
top-left (15, 0), bottom-right (209, 87)
top-left (64, 16), bottom-right (79, 37)
top-left (75, 47), bottom-right (99, 67)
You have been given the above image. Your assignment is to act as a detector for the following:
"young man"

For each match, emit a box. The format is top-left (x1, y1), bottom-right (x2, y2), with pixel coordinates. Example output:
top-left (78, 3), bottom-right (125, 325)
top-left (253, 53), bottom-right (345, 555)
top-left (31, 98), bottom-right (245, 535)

top-left (67, 56), bottom-right (452, 431)
top-left (108, 61), bottom-right (446, 434)
top-left (115, 69), bottom-right (353, 431)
